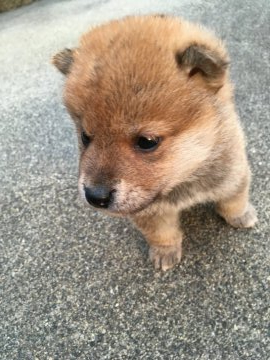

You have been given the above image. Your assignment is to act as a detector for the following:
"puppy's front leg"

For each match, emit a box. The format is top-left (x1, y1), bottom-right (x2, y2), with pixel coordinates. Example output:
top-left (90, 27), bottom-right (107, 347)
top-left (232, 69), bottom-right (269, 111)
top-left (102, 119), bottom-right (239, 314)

top-left (132, 204), bottom-right (183, 271)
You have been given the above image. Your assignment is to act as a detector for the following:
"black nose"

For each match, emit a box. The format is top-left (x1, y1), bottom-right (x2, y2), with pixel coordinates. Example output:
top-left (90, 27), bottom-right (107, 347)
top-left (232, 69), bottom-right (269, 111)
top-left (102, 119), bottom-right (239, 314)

top-left (84, 186), bottom-right (114, 209)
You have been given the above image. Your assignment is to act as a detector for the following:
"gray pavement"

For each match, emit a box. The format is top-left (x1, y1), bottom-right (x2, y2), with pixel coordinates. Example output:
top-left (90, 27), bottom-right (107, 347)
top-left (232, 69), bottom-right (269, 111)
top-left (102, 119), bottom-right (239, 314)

top-left (0, 0), bottom-right (269, 359)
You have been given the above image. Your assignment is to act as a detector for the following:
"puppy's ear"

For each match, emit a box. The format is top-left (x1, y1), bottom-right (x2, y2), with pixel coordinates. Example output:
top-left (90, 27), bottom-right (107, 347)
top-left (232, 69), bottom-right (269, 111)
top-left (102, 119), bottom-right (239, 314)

top-left (52, 48), bottom-right (74, 75)
top-left (175, 45), bottom-right (229, 89)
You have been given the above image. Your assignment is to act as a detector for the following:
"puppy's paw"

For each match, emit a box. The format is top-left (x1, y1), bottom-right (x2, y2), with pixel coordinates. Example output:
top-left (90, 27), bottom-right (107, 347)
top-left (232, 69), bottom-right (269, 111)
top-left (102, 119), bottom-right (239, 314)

top-left (222, 203), bottom-right (258, 228)
top-left (149, 244), bottom-right (182, 271)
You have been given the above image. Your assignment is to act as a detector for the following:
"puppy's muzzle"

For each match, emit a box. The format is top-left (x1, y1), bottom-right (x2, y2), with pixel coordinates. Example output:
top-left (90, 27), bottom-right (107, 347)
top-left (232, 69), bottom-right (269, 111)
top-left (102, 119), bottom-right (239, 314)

top-left (84, 185), bottom-right (115, 209)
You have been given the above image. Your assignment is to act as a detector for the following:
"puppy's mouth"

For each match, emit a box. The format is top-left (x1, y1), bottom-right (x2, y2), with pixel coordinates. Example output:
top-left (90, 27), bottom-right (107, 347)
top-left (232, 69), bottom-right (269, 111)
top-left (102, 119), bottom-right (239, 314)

top-left (80, 186), bottom-right (158, 216)
top-left (107, 197), bottom-right (157, 216)
top-left (89, 195), bottom-right (157, 217)
top-left (78, 176), bottom-right (161, 216)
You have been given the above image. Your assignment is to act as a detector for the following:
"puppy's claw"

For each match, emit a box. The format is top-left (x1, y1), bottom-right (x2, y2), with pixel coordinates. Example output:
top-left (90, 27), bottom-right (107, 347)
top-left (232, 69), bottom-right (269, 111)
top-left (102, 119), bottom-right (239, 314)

top-left (149, 245), bottom-right (182, 271)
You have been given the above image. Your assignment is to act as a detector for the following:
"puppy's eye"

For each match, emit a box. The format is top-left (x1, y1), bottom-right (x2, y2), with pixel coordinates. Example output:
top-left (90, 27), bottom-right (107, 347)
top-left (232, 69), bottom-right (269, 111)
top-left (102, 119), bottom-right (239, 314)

top-left (135, 136), bottom-right (160, 152)
top-left (81, 131), bottom-right (91, 147)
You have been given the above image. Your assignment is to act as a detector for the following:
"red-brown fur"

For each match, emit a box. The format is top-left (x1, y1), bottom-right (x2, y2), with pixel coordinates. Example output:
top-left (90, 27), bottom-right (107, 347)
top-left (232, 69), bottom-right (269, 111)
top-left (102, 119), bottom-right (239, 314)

top-left (52, 15), bottom-right (257, 270)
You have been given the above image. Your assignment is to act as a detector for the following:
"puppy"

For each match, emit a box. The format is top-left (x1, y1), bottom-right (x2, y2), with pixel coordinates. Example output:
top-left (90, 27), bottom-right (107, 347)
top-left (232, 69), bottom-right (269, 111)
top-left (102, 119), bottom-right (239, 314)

top-left (52, 15), bottom-right (257, 270)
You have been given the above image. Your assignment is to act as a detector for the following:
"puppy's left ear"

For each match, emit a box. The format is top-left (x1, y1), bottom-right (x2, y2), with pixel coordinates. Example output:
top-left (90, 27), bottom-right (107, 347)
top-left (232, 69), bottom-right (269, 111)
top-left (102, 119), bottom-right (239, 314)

top-left (52, 48), bottom-right (74, 75)
top-left (176, 45), bottom-right (229, 89)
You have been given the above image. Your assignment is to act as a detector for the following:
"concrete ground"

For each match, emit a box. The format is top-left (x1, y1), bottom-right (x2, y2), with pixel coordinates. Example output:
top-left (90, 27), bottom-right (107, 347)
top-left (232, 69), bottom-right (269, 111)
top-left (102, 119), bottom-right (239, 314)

top-left (0, 0), bottom-right (269, 359)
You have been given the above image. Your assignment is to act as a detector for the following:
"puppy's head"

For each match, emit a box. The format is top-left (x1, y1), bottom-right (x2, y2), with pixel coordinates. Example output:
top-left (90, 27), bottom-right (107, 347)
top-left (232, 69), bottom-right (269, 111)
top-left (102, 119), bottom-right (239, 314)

top-left (52, 16), bottom-right (229, 215)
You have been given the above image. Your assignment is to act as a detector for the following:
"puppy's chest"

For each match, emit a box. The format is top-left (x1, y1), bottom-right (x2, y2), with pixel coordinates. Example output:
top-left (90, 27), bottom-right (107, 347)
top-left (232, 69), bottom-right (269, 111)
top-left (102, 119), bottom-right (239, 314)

top-left (164, 181), bottom-right (211, 209)
top-left (163, 162), bottom-right (229, 209)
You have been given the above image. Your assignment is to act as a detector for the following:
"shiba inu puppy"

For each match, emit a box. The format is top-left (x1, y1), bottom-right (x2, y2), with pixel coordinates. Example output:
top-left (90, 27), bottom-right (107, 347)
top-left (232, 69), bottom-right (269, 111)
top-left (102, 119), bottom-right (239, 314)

top-left (52, 15), bottom-right (257, 270)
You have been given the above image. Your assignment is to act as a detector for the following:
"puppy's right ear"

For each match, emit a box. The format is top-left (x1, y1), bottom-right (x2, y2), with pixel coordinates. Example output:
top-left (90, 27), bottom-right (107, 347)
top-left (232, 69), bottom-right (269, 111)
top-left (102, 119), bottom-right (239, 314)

top-left (176, 44), bottom-right (229, 90)
top-left (51, 48), bottom-right (74, 75)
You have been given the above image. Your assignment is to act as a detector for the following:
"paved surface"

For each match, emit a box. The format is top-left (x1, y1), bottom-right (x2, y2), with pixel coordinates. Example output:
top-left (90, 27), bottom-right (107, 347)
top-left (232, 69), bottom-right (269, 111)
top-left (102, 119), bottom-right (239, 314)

top-left (0, 0), bottom-right (269, 359)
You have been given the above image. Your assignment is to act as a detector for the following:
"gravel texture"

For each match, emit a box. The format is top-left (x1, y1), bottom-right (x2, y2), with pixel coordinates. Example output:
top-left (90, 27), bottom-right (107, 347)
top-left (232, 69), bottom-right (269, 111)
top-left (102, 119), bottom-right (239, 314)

top-left (0, 0), bottom-right (269, 359)
top-left (0, 0), bottom-right (35, 13)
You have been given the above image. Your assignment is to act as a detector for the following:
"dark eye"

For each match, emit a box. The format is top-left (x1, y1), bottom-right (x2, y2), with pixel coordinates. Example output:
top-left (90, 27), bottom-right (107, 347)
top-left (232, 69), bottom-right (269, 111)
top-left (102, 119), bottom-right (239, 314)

top-left (135, 136), bottom-right (160, 152)
top-left (81, 131), bottom-right (91, 147)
